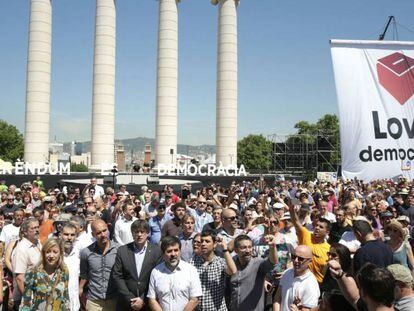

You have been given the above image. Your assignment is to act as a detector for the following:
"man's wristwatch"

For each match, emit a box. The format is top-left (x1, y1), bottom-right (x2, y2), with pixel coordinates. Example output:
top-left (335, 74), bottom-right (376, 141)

top-left (223, 249), bottom-right (229, 253)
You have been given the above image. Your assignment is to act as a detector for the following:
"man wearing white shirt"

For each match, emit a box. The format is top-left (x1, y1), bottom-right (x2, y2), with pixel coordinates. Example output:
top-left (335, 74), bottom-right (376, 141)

top-left (61, 223), bottom-right (80, 311)
top-left (319, 199), bottom-right (336, 223)
top-left (273, 245), bottom-right (320, 311)
top-left (148, 236), bottom-right (202, 311)
top-left (0, 209), bottom-right (23, 247)
top-left (113, 202), bottom-right (137, 245)
top-left (89, 177), bottom-right (105, 200)
top-left (187, 196), bottom-right (213, 233)
top-left (71, 215), bottom-right (94, 252)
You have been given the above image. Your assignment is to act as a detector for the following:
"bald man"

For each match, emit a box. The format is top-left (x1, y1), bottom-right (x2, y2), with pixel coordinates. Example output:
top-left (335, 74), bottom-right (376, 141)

top-left (80, 220), bottom-right (119, 311)
top-left (273, 245), bottom-right (320, 311)
top-left (217, 208), bottom-right (243, 256)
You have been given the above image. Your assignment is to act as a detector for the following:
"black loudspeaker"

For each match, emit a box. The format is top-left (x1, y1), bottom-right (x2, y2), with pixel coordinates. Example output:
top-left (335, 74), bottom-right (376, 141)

top-left (170, 149), bottom-right (174, 155)
top-left (103, 176), bottom-right (116, 186)
top-left (147, 176), bottom-right (159, 185)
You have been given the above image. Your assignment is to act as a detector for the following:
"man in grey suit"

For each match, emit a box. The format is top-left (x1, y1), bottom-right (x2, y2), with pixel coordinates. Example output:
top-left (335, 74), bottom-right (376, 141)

top-left (112, 219), bottom-right (162, 311)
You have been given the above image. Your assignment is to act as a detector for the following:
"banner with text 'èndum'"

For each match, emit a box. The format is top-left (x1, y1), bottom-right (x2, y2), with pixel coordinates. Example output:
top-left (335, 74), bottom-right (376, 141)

top-left (331, 40), bottom-right (414, 181)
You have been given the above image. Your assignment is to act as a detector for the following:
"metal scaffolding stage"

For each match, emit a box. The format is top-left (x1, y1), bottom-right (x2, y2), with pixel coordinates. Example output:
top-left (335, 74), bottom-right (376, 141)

top-left (268, 131), bottom-right (340, 176)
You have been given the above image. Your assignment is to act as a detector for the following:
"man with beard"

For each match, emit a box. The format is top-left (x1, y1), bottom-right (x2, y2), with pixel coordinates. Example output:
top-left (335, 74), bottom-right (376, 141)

top-left (273, 245), bottom-right (319, 311)
top-left (80, 220), bottom-right (118, 311)
top-left (329, 209), bottom-right (352, 244)
top-left (12, 218), bottom-right (41, 309)
top-left (161, 202), bottom-right (186, 238)
top-left (112, 220), bottom-right (162, 311)
top-left (61, 223), bottom-right (80, 311)
top-left (229, 234), bottom-right (278, 311)
top-left (113, 201), bottom-right (138, 245)
top-left (147, 236), bottom-right (202, 310)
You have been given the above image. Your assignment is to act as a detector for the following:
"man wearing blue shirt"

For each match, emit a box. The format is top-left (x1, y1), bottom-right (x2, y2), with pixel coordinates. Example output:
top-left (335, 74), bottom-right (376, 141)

top-left (148, 204), bottom-right (171, 244)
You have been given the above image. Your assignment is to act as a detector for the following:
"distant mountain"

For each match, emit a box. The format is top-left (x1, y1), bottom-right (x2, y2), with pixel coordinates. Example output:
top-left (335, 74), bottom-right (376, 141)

top-left (64, 137), bottom-right (216, 156)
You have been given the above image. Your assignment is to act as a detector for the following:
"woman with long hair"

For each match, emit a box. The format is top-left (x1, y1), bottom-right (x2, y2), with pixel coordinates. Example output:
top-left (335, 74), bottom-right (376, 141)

top-left (320, 243), bottom-right (352, 294)
top-left (20, 238), bottom-right (69, 310)
top-left (386, 220), bottom-right (414, 270)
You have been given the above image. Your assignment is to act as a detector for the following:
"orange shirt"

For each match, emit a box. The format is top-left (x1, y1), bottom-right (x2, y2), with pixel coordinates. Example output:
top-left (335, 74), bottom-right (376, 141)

top-left (297, 226), bottom-right (330, 283)
top-left (39, 219), bottom-right (54, 244)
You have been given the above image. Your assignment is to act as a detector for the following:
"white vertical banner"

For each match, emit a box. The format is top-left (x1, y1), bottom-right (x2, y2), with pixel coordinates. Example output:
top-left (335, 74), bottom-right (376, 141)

top-left (331, 40), bottom-right (414, 181)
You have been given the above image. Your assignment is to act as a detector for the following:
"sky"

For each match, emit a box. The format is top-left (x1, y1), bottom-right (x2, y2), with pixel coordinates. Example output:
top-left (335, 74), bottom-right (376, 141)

top-left (1, 0), bottom-right (414, 145)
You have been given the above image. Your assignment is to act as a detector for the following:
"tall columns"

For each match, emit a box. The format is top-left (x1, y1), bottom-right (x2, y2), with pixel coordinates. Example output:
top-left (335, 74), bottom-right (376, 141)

top-left (213, 0), bottom-right (238, 166)
top-left (24, 0), bottom-right (52, 162)
top-left (91, 0), bottom-right (116, 168)
top-left (155, 0), bottom-right (179, 166)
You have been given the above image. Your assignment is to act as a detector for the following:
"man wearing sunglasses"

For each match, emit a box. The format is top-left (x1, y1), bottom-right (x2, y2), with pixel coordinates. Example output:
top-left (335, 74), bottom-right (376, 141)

top-left (289, 202), bottom-right (331, 284)
top-left (216, 208), bottom-right (243, 255)
top-left (273, 245), bottom-right (319, 311)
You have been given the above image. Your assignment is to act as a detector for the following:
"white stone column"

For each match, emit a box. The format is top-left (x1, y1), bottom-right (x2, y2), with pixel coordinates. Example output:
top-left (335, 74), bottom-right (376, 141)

top-left (91, 0), bottom-right (116, 169)
top-left (155, 0), bottom-right (179, 166)
top-left (24, 0), bottom-right (52, 163)
top-left (213, 0), bottom-right (238, 166)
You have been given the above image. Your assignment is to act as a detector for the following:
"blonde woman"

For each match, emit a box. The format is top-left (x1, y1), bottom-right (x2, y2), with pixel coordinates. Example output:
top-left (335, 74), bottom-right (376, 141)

top-left (20, 238), bottom-right (69, 311)
top-left (386, 220), bottom-right (414, 271)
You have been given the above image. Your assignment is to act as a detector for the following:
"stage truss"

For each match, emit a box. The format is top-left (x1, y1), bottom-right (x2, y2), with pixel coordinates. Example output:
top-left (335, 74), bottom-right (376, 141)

top-left (268, 131), bottom-right (340, 176)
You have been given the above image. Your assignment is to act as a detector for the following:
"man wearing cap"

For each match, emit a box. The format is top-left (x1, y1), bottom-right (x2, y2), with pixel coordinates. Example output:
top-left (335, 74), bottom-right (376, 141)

top-left (379, 210), bottom-right (394, 234)
top-left (187, 196), bottom-right (213, 233)
top-left (387, 264), bottom-right (414, 311)
top-left (280, 212), bottom-right (298, 248)
top-left (149, 203), bottom-right (171, 244)
top-left (13, 189), bottom-right (23, 206)
top-left (272, 202), bottom-right (285, 220)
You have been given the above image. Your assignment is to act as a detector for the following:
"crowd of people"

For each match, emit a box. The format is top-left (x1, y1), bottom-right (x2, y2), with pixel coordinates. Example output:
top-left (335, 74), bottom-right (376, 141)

top-left (0, 176), bottom-right (413, 311)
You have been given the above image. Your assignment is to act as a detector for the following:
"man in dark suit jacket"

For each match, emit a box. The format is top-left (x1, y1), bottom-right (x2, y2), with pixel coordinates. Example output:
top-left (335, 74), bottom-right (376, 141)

top-left (112, 219), bottom-right (162, 311)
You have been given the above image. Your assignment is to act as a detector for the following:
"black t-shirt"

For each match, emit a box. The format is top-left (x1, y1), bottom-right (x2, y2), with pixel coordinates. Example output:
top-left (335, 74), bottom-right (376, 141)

top-left (353, 239), bottom-right (393, 273)
top-left (202, 221), bottom-right (222, 234)
top-left (329, 223), bottom-right (352, 244)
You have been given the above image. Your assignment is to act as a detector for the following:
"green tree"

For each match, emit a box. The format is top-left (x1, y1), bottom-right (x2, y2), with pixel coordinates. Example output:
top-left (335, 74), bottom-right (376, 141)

top-left (70, 163), bottom-right (88, 172)
top-left (0, 120), bottom-right (24, 162)
top-left (290, 114), bottom-right (340, 171)
top-left (237, 134), bottom-right (272, 169)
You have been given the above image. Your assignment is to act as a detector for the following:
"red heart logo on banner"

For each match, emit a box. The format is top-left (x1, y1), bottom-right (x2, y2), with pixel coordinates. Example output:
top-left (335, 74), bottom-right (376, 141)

top-left (377, 52), bottom-right (414, 105)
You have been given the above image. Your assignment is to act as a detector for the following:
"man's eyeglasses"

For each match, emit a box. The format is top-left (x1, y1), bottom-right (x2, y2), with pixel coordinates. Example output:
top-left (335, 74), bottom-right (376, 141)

top-left (223, 216), bottom-right (237, 221)
top-left (269, 220), bottom-right (279, 225)
top-left (193, 240), bottom-right (201, 245)
top-left (85, 201), bottom-right (94, 205)
top-left (291, 254), bottom-right (311, 263)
